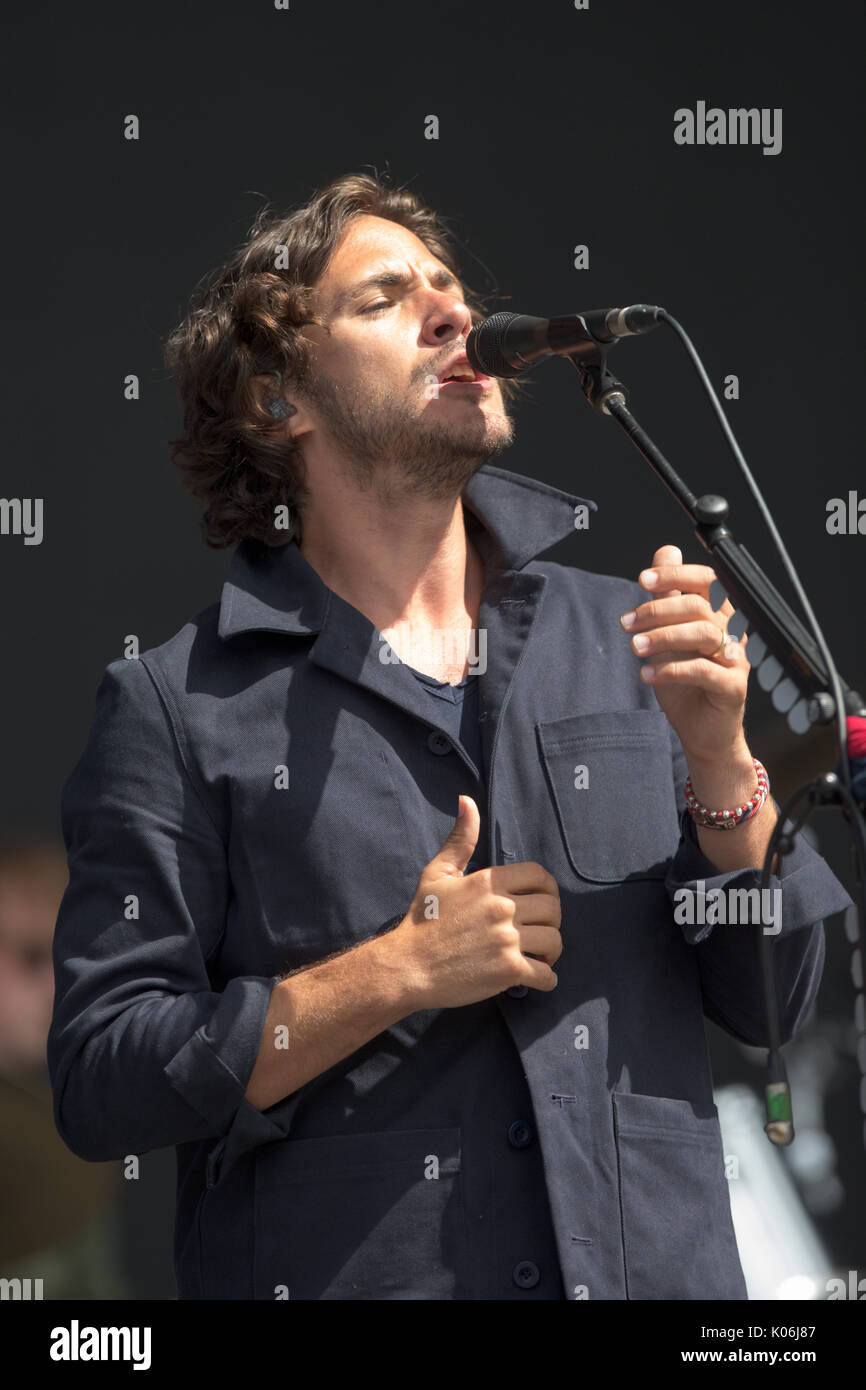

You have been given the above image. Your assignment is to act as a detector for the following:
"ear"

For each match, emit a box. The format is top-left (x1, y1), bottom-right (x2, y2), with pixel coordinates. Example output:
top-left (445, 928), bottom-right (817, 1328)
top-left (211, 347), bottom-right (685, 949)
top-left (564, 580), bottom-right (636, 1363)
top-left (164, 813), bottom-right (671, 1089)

top-left (250, 372), bottom-right (312, 441)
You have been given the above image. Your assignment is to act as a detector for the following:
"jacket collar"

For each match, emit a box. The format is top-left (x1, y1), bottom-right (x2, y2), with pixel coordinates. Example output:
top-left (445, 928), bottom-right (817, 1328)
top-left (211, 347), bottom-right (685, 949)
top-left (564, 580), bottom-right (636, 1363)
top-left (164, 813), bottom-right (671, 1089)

top-left (217, 463), bottom-right (596, 640)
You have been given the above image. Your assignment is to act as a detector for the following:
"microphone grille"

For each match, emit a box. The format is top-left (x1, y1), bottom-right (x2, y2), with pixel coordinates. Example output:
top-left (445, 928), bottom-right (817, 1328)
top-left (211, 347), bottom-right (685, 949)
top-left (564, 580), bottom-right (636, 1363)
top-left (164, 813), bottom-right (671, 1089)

top-left (467, 311), bottom-right (524, 378)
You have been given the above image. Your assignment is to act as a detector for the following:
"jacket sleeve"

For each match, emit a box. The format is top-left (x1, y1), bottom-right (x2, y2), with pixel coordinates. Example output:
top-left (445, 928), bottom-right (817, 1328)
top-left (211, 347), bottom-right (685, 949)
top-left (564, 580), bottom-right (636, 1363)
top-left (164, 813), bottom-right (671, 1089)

top-left (663, 724), bottom-right (854, 1047)
top-left (47, 656), bottom-right (289, 1164)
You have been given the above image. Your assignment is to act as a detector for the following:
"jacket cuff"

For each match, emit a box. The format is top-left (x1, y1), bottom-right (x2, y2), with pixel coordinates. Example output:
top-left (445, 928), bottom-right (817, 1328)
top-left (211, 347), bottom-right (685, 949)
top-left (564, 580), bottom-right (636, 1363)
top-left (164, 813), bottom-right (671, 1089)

top-left (164, 974), bottom-right (299, 1182)
top-left (665, 803), bottom-right (854, 946)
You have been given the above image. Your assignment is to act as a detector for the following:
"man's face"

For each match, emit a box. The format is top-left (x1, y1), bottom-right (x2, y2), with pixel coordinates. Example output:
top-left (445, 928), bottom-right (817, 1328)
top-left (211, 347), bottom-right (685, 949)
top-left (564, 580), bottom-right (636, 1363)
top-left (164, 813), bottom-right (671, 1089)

top-left (295, 214), bottom-right (514, 499)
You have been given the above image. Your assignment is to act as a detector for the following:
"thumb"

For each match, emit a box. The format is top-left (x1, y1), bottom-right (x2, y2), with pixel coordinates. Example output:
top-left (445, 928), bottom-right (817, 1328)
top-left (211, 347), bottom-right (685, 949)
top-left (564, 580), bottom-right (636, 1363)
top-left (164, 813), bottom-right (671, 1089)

top-left (425, 795), bottom-right (481, 878)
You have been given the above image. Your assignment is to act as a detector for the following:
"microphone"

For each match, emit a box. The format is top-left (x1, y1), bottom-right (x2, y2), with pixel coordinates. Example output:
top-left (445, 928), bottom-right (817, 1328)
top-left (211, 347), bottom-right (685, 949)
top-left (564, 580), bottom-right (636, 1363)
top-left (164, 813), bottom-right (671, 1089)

top-left (467, 305), bottom-right (664, 378)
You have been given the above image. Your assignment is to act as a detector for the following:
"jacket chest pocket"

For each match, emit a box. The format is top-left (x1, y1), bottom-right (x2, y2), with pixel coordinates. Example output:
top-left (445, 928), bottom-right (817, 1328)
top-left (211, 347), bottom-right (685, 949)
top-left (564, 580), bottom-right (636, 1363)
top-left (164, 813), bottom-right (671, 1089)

top-left (537, 709), bottom-right (681, 883)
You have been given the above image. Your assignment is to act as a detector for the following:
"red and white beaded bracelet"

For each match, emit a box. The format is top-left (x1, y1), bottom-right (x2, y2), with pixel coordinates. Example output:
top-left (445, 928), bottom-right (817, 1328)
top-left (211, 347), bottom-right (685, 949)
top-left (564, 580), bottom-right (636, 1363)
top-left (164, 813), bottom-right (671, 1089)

top-left (684, 757), bottom-right (770, 830)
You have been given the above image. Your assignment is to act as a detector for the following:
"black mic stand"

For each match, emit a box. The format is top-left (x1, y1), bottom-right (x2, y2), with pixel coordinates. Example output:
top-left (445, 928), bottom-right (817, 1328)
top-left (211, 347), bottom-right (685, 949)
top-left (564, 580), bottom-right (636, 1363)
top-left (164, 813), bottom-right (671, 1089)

top-left (567, 340), bottom-right (866, 1149)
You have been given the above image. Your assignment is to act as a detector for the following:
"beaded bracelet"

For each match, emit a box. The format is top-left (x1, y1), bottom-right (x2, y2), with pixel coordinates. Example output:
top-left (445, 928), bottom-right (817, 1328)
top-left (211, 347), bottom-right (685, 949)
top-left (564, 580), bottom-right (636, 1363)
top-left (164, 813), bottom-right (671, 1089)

top-left (684, 757), bottom-right (770, 830)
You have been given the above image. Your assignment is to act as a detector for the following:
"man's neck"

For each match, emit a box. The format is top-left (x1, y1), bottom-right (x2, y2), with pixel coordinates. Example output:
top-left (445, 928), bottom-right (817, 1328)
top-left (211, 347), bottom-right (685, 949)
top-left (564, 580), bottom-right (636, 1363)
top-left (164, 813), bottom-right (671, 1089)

top-left (300, 483), bottom-right (482, 628)
top-left (299, 476), bottom-right (484, 682)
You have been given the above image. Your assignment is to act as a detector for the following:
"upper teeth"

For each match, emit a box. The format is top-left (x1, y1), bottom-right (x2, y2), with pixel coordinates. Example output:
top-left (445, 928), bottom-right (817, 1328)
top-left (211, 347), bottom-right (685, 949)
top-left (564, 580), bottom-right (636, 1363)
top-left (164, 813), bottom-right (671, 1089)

top-left (444, 365), bottom-right (475, 381)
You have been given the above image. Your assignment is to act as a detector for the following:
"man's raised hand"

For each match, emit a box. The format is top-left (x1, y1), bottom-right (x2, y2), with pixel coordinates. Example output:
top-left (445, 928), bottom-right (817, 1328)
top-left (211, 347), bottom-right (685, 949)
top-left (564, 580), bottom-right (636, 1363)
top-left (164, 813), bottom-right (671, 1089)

top-left (394, 795), bottom-right (562, 1010)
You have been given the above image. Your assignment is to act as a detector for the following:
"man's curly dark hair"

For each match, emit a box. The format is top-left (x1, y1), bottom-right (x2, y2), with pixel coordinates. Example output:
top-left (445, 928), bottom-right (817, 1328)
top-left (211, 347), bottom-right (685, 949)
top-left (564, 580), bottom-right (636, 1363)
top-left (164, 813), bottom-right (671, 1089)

top-left (163, 171), bottom-right (516, 549)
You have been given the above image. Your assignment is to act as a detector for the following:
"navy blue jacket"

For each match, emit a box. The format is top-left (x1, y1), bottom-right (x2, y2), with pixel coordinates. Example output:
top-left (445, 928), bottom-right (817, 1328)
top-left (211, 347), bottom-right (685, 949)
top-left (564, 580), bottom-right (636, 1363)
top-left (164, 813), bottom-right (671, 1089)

top-left (47, 464), bottom-right (852, 1300)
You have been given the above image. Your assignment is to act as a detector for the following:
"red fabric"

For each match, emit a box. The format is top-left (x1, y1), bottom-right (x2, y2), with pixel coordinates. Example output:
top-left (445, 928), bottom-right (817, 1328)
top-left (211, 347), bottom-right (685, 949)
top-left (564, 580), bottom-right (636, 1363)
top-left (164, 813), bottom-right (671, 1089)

top-left (846, 715), bottom-right (866, 760)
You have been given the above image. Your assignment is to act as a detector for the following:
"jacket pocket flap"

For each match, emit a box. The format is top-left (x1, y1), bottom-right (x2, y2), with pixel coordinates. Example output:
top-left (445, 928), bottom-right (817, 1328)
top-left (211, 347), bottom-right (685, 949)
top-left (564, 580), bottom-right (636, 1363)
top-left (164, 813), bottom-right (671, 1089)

top-left (537, 710), bottom-right (681, 883)
top-left (612, 1090), bottom-right (719, 1141)
top-left (260, 1125), bottom-right (461, 1179)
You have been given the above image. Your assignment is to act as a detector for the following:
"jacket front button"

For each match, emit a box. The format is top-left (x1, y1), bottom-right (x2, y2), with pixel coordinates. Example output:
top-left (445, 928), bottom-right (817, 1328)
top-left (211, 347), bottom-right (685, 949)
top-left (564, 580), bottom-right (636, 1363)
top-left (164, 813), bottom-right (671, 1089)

top-left (512, 1261), bottom-right (540, 1289)
top-left (507, 1120), bottom-right (535, 1148)
top-left (506, 984), bottom-right (528, 998)
top-left (427, 731), bottom-right (452, 755)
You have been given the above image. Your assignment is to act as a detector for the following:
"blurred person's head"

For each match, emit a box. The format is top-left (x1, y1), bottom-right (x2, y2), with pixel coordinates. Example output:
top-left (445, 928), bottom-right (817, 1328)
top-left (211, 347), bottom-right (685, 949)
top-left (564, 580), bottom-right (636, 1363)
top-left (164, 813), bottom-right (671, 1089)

top-left (0, 843), bottom-right (68, 1076)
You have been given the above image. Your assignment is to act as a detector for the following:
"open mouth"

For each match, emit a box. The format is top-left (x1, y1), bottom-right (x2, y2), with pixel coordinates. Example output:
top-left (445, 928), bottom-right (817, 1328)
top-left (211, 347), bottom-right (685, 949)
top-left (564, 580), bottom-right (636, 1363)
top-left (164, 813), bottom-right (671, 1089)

top-left (437, 363), bottom-right (491, 389)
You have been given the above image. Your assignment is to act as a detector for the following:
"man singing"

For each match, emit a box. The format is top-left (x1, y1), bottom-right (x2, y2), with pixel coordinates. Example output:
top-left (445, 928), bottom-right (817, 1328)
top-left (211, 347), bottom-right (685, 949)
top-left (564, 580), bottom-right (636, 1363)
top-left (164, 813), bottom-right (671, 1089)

top-left (48, 172), bottom-right (852, 1300)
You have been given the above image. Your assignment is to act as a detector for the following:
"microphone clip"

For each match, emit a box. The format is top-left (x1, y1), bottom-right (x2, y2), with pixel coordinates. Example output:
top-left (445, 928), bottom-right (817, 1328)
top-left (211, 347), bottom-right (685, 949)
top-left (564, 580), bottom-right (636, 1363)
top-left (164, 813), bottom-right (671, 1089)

top-left (568, 347), bottom-right (630, 416)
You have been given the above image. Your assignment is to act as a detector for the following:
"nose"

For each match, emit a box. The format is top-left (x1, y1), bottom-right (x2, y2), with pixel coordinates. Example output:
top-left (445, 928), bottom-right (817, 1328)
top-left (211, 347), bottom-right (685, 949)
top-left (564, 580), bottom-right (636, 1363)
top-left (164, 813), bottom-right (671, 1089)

top-left (420, 286), bottom-right (473, 345)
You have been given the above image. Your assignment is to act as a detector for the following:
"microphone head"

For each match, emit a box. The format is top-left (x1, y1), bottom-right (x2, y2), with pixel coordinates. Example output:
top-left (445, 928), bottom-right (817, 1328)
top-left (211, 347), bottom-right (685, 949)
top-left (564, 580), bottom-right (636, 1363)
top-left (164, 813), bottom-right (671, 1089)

top-left (466, 312), bottom-right (526, 378)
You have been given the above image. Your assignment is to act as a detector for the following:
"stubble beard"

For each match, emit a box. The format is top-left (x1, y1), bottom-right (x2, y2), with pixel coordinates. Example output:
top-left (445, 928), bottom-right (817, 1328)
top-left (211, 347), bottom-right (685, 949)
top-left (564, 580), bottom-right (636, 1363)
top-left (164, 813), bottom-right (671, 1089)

top-left (297, 369), bottom-right (516, 504)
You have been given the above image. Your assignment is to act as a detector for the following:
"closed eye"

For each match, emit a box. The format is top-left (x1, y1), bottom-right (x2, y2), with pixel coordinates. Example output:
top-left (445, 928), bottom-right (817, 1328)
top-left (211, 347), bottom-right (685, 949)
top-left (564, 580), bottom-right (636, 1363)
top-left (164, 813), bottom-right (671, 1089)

top-left (360, 300), bottom-right (391, 314)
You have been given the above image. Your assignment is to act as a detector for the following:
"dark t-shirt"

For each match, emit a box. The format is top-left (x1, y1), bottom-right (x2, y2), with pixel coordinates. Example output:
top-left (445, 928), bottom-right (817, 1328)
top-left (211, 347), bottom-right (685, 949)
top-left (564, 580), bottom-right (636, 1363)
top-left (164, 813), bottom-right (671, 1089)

top-left (403, 664), bottom-right (484, 785)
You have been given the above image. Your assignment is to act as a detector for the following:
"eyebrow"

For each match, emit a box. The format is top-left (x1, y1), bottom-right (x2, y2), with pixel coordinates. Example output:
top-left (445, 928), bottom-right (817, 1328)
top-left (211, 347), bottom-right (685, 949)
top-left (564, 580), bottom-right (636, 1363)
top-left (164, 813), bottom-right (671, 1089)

top-left (329, 265), bottom-right (462, 315)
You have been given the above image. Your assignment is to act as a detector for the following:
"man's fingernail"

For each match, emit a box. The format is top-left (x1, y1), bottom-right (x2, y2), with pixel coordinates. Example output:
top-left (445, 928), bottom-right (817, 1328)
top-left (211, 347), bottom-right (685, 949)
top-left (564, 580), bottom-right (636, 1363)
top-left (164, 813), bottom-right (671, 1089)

top-left (640, 665), bottom-right (656, 682)
top-left (632, 634), bottom-right (650, 653)
top-left (620, 610), bottom-right (636, 629)
top-left (640, 569), bottom-right (658, 587)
